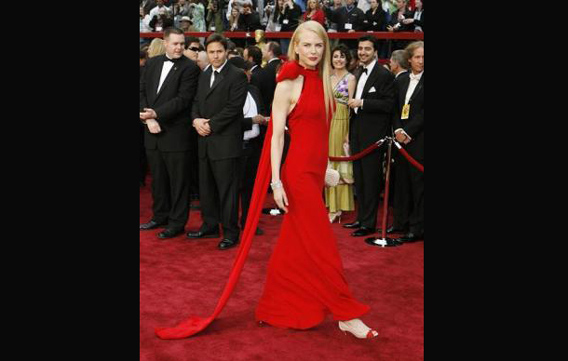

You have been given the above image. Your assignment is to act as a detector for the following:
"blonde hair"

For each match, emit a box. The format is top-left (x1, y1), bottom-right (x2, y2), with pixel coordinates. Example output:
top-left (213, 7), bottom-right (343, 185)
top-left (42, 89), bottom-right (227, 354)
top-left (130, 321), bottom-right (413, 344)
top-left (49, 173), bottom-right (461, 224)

top-left (405, 41), bottom-right (424, 66)
top-left (287, 21), bottom-right (335, 122)
top-left (147, 38), bottom-right (166, 58)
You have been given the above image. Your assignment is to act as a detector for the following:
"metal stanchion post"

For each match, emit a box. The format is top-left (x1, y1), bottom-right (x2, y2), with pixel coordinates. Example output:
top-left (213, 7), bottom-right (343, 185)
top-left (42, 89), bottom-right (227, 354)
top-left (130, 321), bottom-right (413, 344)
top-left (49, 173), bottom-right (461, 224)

top-left (365, 137), bottom-right (402, 248)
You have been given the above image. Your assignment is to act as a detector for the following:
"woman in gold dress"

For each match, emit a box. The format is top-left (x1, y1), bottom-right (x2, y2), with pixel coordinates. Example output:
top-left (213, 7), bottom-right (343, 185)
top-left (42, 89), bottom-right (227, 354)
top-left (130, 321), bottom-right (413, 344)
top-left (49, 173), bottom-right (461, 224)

top-left (325, 44), bottom-right (356, 223)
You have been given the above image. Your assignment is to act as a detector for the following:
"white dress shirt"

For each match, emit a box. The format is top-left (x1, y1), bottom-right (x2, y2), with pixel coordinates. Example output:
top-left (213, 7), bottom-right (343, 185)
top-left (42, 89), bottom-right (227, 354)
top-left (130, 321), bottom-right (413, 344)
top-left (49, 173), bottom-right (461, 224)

top-left (243, 92), bottom-right (260, 141)
top-left (210, 59), bottom-right (228, 87)
top-left (404, 71), bottom-right (423, 105)
top-left (354, 57), bottom-right (377, 114)
top-left (157, 56), bottom-right (175, 94)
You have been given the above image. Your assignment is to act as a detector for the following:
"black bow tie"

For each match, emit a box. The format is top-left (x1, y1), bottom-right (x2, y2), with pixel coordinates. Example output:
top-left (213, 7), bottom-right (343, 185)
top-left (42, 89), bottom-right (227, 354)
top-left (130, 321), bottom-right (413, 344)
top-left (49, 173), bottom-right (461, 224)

top-left (361, 67), bottom-right (368, 75)
top-left (164, 56), bottom-right (180, 63)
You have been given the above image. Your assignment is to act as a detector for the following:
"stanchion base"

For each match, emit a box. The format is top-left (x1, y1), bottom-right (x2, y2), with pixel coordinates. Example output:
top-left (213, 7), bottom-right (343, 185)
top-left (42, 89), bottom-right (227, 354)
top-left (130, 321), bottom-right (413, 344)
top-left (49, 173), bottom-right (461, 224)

top-left (364, 237), bottom-right (403, 248)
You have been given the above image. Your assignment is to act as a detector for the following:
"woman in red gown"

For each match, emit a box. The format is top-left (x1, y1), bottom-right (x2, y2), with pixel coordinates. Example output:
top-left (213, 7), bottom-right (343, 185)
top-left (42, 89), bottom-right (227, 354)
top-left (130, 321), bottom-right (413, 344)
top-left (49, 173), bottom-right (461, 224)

top-left (255, 20), bottom-right (378, 339)
top-left (155, 21), bottom-right (377, 340)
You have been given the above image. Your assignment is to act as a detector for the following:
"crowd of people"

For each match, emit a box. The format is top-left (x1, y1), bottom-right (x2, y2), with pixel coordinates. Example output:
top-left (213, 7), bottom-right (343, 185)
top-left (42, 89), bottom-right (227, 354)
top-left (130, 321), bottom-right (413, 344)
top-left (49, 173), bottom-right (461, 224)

top-left (140, 23), bottom-right (423, 248)
top-left (141, 0), bottom-right (424, 54)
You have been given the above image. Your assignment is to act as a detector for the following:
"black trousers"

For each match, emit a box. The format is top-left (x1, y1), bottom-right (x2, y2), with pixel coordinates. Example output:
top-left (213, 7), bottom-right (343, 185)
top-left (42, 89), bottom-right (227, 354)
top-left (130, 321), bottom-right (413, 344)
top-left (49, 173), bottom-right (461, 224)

top-left (199, 156), bottom-right (240, 240)
top-left (238, 137), bottom-right (262, 229)
top-left (352, 148), bottom-right (384, 229)
top-left (146, 149), bottom-right (192, 230)
top-left (188, 127), bottom-right (200, 198)
top-left (392, 151), bottom-right (424, 234)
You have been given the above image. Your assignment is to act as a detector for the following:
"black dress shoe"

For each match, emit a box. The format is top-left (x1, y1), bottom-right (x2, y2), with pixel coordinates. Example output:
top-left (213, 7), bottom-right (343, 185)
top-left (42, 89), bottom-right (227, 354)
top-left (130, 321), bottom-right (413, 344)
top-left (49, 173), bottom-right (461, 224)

top-left (157, 228), bottom-right (184, 239)
top-left (395, 232), bottom-right (424, 243)
top-left (140, 220), bottom-right (167, 230)
top-left (218, 238), bottom-right (239, 250)
top-left (364, 237), bottom-right (403, 247)
top-left (343, 221), bottom-right (361, 229)
top-left (351, 227), bottom-right (375, 237)
top-left (186, 228), bottom-right (220, 239)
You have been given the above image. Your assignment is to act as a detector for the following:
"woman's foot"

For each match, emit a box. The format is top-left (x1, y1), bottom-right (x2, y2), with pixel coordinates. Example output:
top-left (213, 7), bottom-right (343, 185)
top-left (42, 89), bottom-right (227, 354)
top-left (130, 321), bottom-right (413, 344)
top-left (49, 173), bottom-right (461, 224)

top-left (329, 211), bottom-right (342, 223)
top-left (338, 318), bottom-right (378, 339)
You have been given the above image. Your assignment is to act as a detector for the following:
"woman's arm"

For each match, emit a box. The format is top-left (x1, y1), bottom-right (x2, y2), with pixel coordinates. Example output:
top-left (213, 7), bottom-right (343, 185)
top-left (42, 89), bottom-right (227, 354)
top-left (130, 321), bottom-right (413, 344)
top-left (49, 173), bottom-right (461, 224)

top-left (347, 73), bottom-right (356, 102)
top-left (270, 80), bottom-right (293, 212)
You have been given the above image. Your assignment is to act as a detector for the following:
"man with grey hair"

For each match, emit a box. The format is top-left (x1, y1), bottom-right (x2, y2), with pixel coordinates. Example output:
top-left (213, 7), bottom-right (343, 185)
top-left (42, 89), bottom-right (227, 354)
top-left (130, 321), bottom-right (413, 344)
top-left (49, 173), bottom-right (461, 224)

top-left (389, 49), bottom-right (408, 78)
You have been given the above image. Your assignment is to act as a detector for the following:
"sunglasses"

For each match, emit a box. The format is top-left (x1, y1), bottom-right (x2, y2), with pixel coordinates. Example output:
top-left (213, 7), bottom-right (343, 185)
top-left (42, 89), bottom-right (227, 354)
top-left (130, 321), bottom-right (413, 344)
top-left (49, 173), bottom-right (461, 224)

top-left (188, 47), bottom-right (200, 52)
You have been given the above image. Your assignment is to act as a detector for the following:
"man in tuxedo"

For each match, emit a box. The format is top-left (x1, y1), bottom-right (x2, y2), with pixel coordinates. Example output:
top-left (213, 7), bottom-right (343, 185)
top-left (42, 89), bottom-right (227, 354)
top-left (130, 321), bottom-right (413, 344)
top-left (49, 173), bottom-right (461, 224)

top-left (392, 41), bottom-right (424, 242)
top-left (343, 35), bottom-right (395, 237)
top-left (139, 27), bottom-right (201, 239)
top-left (187, 34), bottom-right (249, 250)
top-left (260, 41), bottom-right (282, 115)
top-left (243, 45), bottom-right (265, 92)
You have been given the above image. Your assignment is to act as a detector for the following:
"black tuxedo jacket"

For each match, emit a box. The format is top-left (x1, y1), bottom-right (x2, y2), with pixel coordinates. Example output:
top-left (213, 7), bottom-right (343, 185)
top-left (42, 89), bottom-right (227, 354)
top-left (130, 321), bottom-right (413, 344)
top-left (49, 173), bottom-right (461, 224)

top-left (258, 58), bottom-right (281, 116)
top-left (259, 58), bottom-right (282, 116)
top-left (249, 65), bottom-right (264, 96)
top-left (192, 62), bottom-right (248, 160)
top-left (140, 54), bottom-right (200, 152)
top-left (350, 61), bottom-right (395, 152)
top-left (393, 72), bottom-right (424, 160)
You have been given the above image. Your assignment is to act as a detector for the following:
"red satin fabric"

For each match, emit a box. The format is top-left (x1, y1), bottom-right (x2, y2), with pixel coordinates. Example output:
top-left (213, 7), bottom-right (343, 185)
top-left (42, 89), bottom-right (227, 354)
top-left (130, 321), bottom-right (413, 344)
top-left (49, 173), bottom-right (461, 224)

top-left (155, 61), bottom-right (369, 339)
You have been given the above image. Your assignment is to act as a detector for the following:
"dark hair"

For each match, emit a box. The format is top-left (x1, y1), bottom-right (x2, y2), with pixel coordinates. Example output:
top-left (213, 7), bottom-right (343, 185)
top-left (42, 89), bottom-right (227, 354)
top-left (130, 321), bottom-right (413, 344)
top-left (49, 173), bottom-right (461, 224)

top-left (164, 27), bottom-right (184, 40)
top-left (228, 56), bottom-right (247, 70)
top-left (140, 50), bottom-right (147, 60)
top-left (267, 41), bottom-right (282, 57)
top-left (205, 33), bottom-right (229, 51)
top-left (184, 36), bottom-right (200, 49)
top-left (358, 35), bottom-right (378, 51)
top-left (245, 46), bottom-right (263, 66)
top-left (331, 44), bottom-right (352, 68)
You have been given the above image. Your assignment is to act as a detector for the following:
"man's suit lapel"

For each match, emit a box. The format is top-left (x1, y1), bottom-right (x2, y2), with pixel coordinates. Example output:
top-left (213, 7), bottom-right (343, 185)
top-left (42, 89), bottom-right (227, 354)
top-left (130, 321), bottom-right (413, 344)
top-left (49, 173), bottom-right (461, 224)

top-left (156, 60), bottom-right (180, 100)
top-left (400, 73), bottom-right (410, 105)
top-left (151, 56), bottom-right (166, 101)
top-left (200, 66), bottom-right (212, 99)
top-left (362, 62), bottom-right (380, 96)
top-left (408, 73), bottom-right (424, 104)
top-left (206, 64), bottom-right (228, 98)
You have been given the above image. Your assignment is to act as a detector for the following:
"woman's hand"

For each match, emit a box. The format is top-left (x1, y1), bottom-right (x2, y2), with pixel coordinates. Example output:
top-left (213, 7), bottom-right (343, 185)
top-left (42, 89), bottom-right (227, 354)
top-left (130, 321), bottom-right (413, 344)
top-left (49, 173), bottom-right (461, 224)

top-left (273, 186), bottom-right (289, 213)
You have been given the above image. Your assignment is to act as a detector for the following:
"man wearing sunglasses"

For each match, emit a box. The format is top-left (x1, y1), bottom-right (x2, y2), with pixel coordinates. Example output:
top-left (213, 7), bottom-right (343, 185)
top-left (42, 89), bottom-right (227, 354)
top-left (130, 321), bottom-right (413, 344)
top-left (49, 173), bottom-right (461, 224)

top-left (183, 36), bottom-right (202, 62)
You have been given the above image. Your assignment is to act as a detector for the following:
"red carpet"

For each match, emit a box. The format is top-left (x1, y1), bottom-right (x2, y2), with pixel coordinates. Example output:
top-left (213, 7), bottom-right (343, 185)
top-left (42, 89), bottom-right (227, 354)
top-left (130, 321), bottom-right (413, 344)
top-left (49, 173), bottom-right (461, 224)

top-left (140, 181), bottom-right (423, 361)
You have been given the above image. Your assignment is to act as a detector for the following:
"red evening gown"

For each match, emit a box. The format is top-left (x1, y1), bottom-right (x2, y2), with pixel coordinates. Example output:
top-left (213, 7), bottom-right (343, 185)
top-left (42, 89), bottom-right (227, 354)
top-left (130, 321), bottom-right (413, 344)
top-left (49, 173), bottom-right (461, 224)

top-left (155, 61), bottom-right (369, 339)
top-left (255, 61), bottom-right (370, 329)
